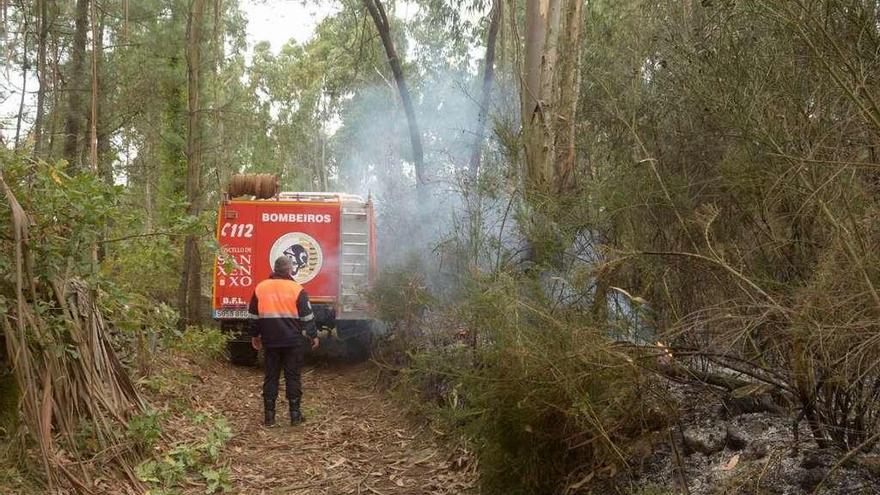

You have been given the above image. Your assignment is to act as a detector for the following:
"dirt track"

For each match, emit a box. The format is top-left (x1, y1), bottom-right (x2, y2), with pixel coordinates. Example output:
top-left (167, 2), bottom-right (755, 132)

top-left (190, 361), bottom-right (476, 495)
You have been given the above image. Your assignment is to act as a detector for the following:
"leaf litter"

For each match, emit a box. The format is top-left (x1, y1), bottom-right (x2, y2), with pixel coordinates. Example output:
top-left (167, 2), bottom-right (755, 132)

top-left (167, 359), bottom-right (478, 494)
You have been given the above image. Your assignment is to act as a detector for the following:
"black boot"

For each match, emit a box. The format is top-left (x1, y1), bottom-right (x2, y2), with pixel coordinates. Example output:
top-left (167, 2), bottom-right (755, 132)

top-left (289, 398), bottom-right (304, 425)
top-left (264, 399), bottom-right (276, 426)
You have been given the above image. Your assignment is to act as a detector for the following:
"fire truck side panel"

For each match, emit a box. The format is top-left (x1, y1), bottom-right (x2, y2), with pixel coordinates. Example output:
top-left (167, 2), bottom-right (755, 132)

top-left (253, 201), bottom-right (341, 300)
top-left (213, 201), bottom-right (342, 319)
top-left (213, 203), bottom-right (258, 319)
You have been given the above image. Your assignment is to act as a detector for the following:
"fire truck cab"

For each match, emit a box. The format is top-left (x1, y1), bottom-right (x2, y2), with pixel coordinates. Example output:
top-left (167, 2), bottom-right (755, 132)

top-left (212, 192), bottom-right (376, 364)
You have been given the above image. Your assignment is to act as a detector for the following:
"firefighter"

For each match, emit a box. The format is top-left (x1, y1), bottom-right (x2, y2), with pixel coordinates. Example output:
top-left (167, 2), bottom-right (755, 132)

top-left (248, 256), bottom-right (320, 426)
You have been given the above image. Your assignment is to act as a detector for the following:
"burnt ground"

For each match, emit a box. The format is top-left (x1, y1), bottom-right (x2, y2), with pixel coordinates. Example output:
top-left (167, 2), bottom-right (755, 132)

top-left (622, 381), bottom-right (880, 495)
top-left (174, 359), bottom-right (477, 495)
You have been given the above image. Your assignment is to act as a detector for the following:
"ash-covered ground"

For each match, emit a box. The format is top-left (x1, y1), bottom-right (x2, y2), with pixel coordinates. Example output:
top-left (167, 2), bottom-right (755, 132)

top-left (623, 381), bottom-right (879, 495)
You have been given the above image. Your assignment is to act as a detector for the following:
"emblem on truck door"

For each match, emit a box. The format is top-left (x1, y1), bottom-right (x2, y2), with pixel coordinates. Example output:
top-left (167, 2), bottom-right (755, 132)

top-left (269, 232), bottom-right (323, 284)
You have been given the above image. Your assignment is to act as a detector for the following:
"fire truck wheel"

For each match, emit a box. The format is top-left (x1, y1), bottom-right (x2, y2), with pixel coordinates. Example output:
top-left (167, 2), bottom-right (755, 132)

top-left (227, 339), bottom-right (258, 367)
top-left (345, 329), bottom-right (373, 362)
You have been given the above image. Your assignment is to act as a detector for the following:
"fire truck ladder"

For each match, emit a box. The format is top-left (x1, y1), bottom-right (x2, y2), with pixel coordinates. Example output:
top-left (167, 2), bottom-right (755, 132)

top-left (338, 200), bottom-right (370, 319)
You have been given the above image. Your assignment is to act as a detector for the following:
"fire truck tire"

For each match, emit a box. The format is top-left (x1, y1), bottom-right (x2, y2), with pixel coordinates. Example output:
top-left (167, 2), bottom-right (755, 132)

top-left (227, 339), bottom-right (258, 367)
top-left (346, 331), bottom-right (372, 362)
top-left (337, 321), bottom-right (372, 362)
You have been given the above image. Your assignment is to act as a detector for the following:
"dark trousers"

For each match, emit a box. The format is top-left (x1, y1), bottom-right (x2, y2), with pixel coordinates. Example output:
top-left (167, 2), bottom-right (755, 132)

top-left (263, 346), bottom-right (305, 404)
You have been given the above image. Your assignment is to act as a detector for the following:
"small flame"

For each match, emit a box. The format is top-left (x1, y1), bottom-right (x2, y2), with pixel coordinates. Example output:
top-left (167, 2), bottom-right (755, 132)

top-left (655, 341), bottom-right (673, 363)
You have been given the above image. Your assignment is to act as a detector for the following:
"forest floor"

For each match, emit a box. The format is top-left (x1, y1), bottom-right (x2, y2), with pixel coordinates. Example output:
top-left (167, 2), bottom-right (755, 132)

top-left (158, 357), bottom-right (477, 495)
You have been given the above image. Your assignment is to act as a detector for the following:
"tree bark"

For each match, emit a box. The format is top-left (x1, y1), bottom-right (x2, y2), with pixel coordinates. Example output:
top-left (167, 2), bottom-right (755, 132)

top-left (178, 0), bottom-right (207, 328)
top-left (552, 0), bottom-right (583, 191)
top-left (13, 20), bottom-right (28, 150)
top-left (94, 10), bottom-right (112, 183)
top-left (521, 0), bottom-right (560, 193)
top-left (32, 0), bottom-right (48, 157)
top-left (211, 0), bottom-right (225, 194)
top-left (314, 132), bottom-right (328, 190)
top-left (468, 0), bottom-right (502, 177)
top-left (520, 0), bottom-right (582, 194)
top-left (320, 133), bottom-right (328, 190)
top-left (362, 0), bottom-right (426, 185)
top-left (88, 0), bottom-right (99, 173)
top-left (63, 0), bottom-right (89, 172)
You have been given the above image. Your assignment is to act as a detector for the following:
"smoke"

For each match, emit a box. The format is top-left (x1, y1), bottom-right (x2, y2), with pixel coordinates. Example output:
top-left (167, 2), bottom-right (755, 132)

top-left (330, 66), bottom-right (522, 294)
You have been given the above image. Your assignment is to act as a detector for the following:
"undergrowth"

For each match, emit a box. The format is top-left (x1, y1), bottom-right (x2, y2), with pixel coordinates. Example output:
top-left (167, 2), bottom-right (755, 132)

top-left (134, 412), bottom-right (233, 495)
top-left (169, 326), bottom-right (229, 362)
top-left (373, 270), bottom-right (674, 494)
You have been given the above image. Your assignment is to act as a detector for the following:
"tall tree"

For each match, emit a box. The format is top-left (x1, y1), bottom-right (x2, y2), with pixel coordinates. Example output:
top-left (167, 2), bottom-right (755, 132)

top-left (88, 0), bottom-right (99, 172)
top-left (32, 0), bottom-right (49, 157)
top-left (552, 0), bottom-right (582, 189)
top-left (469, 0), bottom-right (502, 176)
top-left (179, 0), bottom-right (207, 327)
top-left (362, 0), bottom-right (426, 185)
top-left (13, 11), bottom-right (28, 150)
top-left (520, 0), bottom-right (583, 193)
top-left (63, 0), bottom-right (90, 171)
top-left (93, 5), bottom-right (112, 183)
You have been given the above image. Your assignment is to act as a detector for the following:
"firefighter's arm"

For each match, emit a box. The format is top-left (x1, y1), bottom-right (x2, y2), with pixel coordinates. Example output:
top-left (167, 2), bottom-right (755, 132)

top-left (248, 291), bottom-right (260, 341)
top-left (296, 291), bottom-right (319, 341)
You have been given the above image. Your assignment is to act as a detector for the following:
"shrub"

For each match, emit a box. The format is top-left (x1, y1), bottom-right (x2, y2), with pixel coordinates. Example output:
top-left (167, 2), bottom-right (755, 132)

top-left (127, 409), bottom-right (168, 451)
top-left (367, 262), bottom-right (436, 367)
top-left (402, 274), bottom-right (673, 495)
top-left (168, 326), bottom-right (228, 362)
top-left (368, 261), bottom-right (436, 330)
top-left (135, 414), bottom-right (232, 494)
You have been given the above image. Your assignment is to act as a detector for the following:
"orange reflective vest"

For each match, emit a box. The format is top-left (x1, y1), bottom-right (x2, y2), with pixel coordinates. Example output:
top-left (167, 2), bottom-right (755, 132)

top-left (248, 274), bottom-right (317, 347)
top-left (254, 278), bottom-right (303, 319)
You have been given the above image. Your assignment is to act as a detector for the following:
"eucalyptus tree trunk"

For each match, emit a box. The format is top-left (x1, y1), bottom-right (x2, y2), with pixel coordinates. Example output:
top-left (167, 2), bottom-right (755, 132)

top-left (469, 0), bottom-right (502, 177)
top-left (63, 0), bottom-right (89, 172)
top-left (315, 133), bottom-right (329, 190)
top-left (47, 27), bottom-right (61, 156)
top-left (362, 0), bottom-right (426, 185)
top-left (88, 0), bottom-right (99, 173)
top-left (32, 0), bottom-right (48, 157)
top-left (96, 18), bottom-right (113, 185)
top-left (210, 0), bottom-right (225, 193)
top-left (521, 0), bottom-right (583, 194)
top-left (552, 0), bottom-right (583, 189)
top-left (178, 0), bottom-right (207, 328)
top-left (13, 21), bottom-right (28, 150)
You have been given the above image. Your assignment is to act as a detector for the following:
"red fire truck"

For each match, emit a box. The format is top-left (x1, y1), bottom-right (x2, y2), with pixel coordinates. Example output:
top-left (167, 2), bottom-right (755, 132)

top-left (212, 192), bottom-right (377, 364)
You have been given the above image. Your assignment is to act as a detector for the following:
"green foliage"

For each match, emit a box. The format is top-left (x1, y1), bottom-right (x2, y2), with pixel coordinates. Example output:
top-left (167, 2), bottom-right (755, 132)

top-left (580, 0), bottom-right (880, 451)
top-left (367, 262), bottom-right (436, 326)
top-left (367, 262), bottom-right (438, 366)
top-left (201, 467), bottom-right (232, 494)
top-left (398, 274), bottom-right (671, 495)
top-left (136, 414), bottom-right (232, 494)
top-left (1, 157), bottom-right (123, 280)
top-left (140, 370), bottom-right (198, 395)
top-left (127, 410), bottom-right (168, 451)
top-left (168, 326), bottom-right (228, 362)
top-left (191, 414), bottom-right (232, 462)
